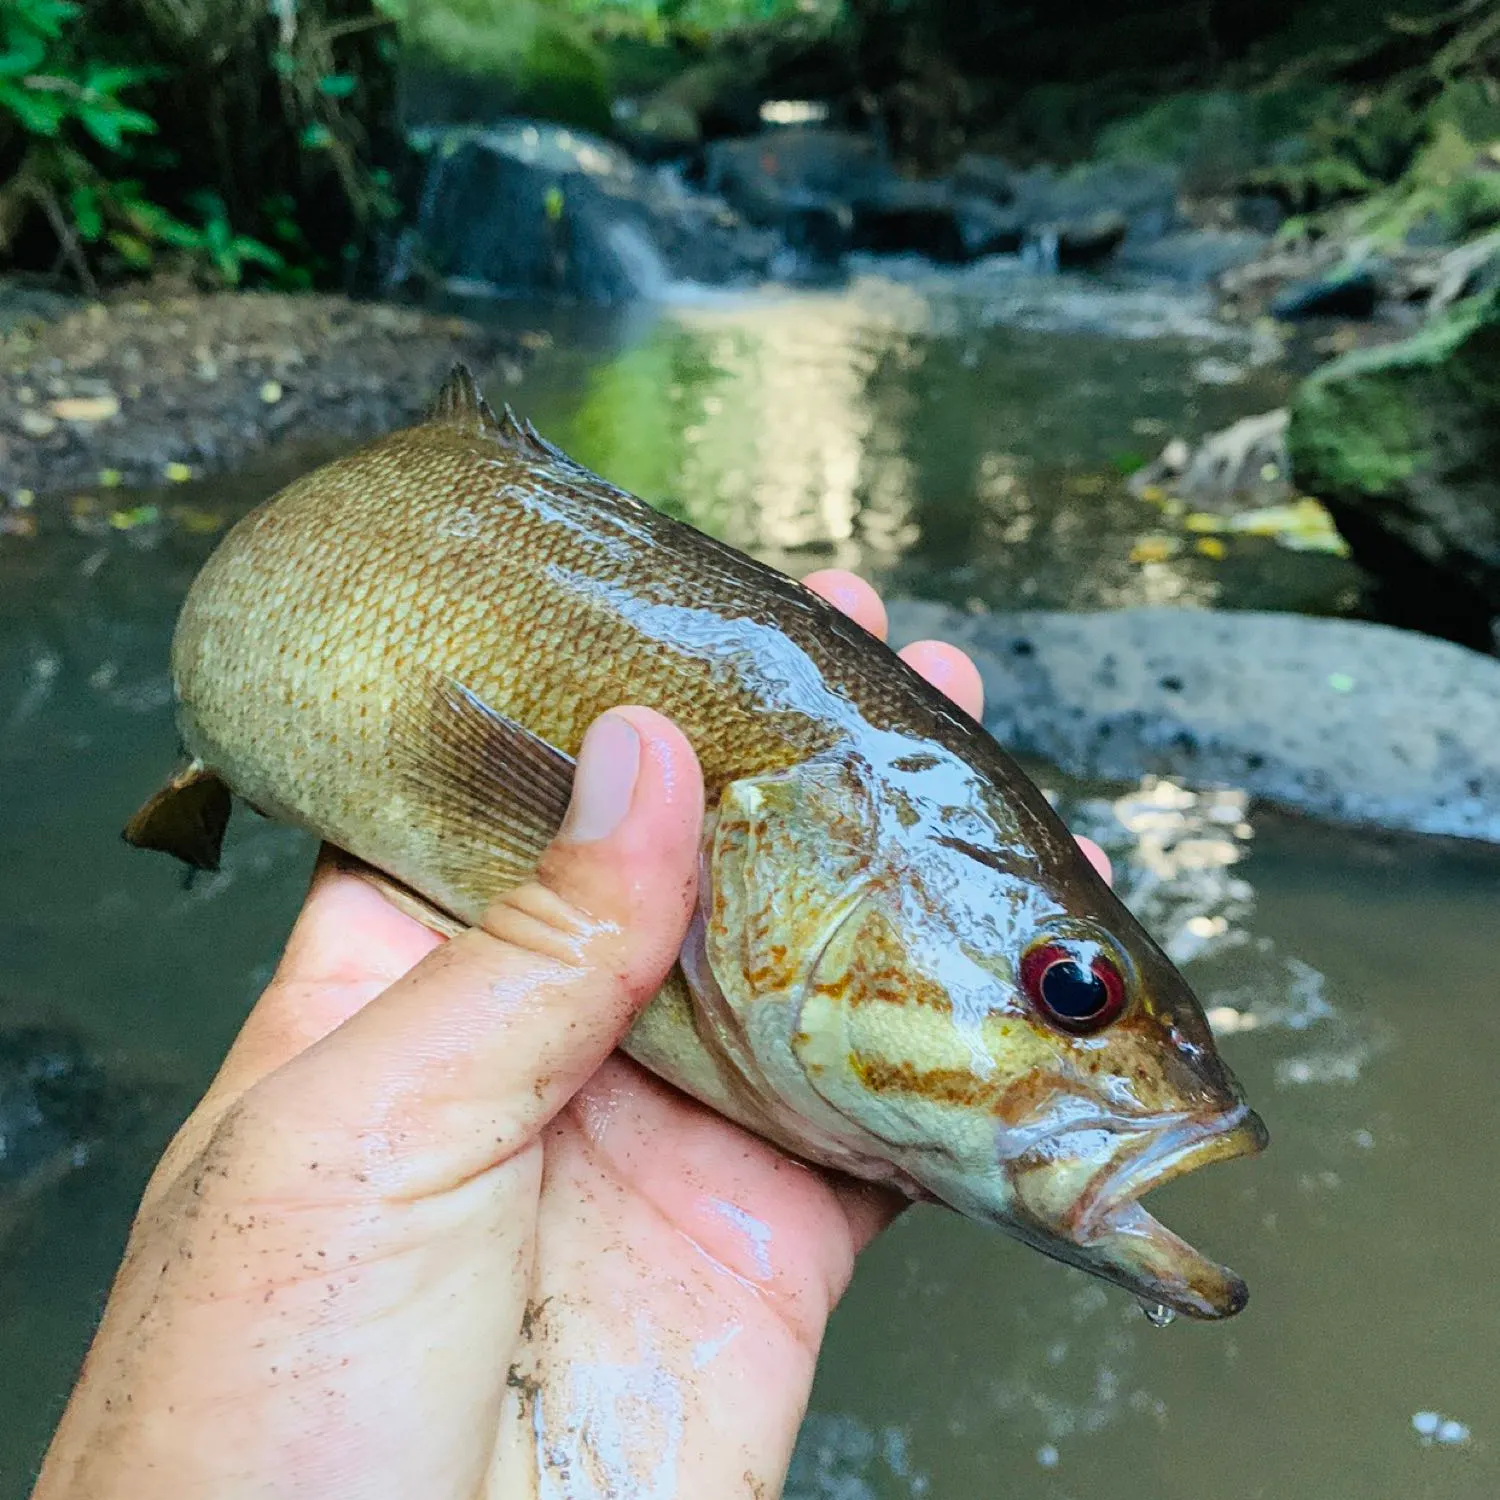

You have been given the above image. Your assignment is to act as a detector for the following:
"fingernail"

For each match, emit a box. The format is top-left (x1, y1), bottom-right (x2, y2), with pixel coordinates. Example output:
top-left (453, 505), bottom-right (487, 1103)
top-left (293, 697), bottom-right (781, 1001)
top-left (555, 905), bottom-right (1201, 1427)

top-left (561, 712), bottom-right (641, 844)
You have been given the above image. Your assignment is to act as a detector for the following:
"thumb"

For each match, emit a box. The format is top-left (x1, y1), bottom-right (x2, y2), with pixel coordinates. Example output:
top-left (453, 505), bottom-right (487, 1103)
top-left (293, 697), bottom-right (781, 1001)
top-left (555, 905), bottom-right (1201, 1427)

top-left (249, 706), bottom-right (705, 1201)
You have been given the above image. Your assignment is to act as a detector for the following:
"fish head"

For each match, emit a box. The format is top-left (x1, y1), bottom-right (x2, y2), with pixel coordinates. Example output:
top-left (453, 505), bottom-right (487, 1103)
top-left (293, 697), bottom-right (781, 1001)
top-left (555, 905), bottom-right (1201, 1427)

top-left (700, 745), bottom-right (1267, 1320)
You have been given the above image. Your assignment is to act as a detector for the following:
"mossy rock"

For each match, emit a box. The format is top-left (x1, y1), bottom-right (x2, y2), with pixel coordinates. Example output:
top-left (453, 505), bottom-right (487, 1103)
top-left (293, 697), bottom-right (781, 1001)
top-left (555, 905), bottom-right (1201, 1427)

top-left (1288, 285), bottom-right (1500, 625)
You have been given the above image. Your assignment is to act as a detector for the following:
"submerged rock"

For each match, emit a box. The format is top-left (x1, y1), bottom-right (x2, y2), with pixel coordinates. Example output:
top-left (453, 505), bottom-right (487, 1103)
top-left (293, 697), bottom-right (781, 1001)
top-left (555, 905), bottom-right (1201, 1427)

top-left (1288, 285), bottom-right (1500, 640)
top-left (887, 602), bottom-right (1500, 844)
top-left (0, 1022), bottom-right (111, 1199)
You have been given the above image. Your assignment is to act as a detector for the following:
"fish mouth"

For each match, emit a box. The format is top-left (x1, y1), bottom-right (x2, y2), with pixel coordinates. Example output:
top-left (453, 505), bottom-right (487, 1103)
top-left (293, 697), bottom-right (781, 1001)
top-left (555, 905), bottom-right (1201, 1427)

top-left (1064, 1103), bottom-right (1270, 1319)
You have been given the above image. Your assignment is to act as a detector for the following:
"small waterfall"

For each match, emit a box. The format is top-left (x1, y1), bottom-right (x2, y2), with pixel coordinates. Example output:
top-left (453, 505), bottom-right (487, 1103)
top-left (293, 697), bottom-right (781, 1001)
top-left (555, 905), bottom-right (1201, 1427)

top-left (604, 219), bottom-right (674, 300)
top-left (1022, 226), bottom-right (1061, 273)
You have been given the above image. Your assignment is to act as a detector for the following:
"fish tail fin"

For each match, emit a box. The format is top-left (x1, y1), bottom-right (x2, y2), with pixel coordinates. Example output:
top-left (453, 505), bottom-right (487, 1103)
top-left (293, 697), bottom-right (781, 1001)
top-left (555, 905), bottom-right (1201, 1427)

top-left (122, 761), bottom-right (232, 871)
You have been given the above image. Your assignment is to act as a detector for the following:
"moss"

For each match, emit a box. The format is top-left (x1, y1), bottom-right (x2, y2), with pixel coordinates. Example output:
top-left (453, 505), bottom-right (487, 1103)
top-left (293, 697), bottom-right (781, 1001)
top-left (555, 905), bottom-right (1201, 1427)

top-left (1290, 287), bottom-right (1500, 498)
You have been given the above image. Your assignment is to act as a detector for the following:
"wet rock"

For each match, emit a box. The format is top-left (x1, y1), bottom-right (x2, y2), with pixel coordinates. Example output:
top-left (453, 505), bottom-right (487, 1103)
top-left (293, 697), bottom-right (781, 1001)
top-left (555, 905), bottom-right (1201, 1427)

top-left (1288, 285), bottom-right (1500, 641)
top-left (405, 121), bottom-right (772, 302)
top-left (781, 194), bottom-right (854, 266)
top-left (887, 602), bottom-right (1500, 844)
top-left (1271, 267), bottom-right (1382, 321)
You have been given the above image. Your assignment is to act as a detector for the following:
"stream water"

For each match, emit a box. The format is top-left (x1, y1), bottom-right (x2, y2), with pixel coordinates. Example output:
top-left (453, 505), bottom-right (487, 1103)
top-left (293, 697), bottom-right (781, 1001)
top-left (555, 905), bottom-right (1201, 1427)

top-left (1, 264), bottom-right (1496, 1498)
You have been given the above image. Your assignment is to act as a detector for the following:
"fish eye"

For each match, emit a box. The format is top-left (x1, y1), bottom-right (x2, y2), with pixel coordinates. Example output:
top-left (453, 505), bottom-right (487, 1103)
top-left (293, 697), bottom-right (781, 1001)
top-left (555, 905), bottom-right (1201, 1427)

top-left (1020, 940), bottom-right (1128, 1035)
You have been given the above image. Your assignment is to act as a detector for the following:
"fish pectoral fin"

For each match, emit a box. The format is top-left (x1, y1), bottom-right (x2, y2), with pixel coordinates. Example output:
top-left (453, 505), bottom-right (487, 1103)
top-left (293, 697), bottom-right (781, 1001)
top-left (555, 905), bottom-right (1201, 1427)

top-left (391, 674), bottom-right (576, 897)
top-left (121, 761), bottom-right (232, 871)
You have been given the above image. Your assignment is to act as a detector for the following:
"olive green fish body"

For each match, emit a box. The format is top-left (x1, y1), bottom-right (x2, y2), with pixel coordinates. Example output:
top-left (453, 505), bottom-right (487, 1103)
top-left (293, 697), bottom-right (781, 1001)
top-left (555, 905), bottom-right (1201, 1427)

top-left (129, 369), bottom-right (1266, 1319)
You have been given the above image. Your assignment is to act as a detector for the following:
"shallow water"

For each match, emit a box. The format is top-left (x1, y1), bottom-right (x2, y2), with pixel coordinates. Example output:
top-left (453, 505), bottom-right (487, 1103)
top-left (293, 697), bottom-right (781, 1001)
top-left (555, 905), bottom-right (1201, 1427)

top-left (1, 269), bottom-right (1496, 1497)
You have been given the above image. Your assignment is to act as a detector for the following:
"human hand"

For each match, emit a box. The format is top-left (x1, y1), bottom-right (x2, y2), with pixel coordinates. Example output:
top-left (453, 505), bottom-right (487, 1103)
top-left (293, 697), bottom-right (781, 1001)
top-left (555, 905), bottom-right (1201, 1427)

top-left (35, 570), bottom-right (1109, 1500)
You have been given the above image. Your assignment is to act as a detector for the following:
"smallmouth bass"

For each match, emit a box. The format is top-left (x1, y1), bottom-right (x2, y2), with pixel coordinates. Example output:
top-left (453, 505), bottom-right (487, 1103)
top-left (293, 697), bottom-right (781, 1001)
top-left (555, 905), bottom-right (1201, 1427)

top-left (126, 367), bottom-right (1267, 1319)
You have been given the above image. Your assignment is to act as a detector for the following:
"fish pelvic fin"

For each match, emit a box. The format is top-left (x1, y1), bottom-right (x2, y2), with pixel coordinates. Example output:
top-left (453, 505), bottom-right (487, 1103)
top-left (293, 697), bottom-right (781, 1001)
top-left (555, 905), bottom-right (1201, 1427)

top-left (429, 362), bottom-right (564, 465)
top-left (122, 761), bottom-right (232, 871)
top-left (391, 673), bottom-right (576, 901)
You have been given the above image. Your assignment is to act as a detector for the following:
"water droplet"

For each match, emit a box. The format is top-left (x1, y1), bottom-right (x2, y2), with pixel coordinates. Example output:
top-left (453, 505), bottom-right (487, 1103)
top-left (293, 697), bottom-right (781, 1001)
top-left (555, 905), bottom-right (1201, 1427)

top-left (1139, 1301), bottom-right (1176, 1328)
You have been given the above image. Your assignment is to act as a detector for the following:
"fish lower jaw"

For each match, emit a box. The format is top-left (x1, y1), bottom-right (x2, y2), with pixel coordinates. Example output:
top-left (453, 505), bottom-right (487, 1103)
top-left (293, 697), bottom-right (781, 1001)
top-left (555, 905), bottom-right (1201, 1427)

top-left (1028, 1103), bottom-right (1269, 1320)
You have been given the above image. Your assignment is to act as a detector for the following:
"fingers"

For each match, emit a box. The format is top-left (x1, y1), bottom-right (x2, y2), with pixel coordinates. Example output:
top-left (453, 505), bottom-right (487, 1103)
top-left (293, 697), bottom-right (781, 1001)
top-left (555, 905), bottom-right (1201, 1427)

top-left (202, 852), bottom-right (445, 1108)
top-left (250, 707), bottom-right (706, 1201)
top-left (1076, 835), bottom-right (1113, 885)
top-left (801, 569), bottom-right (888, 640)
top-left (897, 640), bottom-right (985, 720)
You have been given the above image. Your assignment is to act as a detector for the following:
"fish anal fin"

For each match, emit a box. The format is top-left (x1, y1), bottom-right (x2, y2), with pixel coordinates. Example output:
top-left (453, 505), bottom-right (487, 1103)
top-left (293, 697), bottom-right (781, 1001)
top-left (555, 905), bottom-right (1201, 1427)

top-left (122, 762), bottom-right (232, 871)
top-left (319, 848), bottom-right (468, 940)
top-left (392, 674), bottom-right (576, 905)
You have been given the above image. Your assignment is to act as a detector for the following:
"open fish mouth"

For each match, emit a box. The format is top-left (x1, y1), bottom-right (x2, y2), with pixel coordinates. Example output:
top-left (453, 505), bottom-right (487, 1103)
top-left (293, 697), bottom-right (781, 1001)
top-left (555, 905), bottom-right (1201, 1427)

top-left (1066, 1103), bottom-right (1270, 1319)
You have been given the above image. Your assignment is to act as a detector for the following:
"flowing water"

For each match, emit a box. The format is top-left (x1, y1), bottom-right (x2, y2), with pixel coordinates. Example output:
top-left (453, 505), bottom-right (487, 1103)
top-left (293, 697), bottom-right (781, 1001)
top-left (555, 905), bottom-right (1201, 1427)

top-left (1, 265), bottom-right (1496, 1498)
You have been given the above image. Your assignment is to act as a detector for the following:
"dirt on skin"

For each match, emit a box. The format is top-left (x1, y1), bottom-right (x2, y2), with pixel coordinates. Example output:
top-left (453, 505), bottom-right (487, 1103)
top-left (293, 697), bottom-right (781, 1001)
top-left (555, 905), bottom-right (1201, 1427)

top-left (0, 279), bottom-right (533, 501)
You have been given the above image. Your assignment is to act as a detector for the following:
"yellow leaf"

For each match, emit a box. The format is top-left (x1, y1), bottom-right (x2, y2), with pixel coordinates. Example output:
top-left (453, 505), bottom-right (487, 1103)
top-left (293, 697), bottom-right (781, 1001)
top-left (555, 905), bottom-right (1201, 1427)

top-left (1129, 534), bottom-right (1181, 564)
top-left (259, 380), bottom-right (284, 404)
top-left (163, 462), bottom-right (193, 482)
top-left (1184, 512), bottom-right (1225, 532)
top-left (1195, 536), bottom-right (1228, 560)
top-left (98, 469), bottom-right (123, 487)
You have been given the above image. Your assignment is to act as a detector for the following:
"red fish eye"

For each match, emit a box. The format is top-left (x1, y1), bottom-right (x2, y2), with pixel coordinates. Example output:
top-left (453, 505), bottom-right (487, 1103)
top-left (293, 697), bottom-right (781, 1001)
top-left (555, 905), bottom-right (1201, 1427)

top-left (1020, 941), bottom-right (1128, 1035)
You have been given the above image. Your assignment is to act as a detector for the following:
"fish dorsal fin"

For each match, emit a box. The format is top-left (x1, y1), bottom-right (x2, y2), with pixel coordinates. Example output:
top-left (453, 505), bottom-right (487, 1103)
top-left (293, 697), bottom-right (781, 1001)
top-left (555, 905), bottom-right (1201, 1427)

top-left (430, 362), bottom-right (501, 436)
top-left (390, 673), bottom-right (576, 915)
top-left (430, 362), bottom-right (566, 464)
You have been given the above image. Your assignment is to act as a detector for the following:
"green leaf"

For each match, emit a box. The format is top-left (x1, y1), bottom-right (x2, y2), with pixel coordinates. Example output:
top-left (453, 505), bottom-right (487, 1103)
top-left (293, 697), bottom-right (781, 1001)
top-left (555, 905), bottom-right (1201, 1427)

top-left (270, 49), bottom-right (297, 79)
top-left (84, 64), bottom-right (162, 96)
top-left (0, 34), bottom-right (48, 79)
top-left (1, 84), bottom-right (67, 135)
top-left (69, 183), bottom-right (102, 241)
top-left (317, 73), bottom-right (357, 99)
top-left (232, 236), bottom-right (286, 271)
top-left (300, 122), bottom-right (333, 149)
top-left (107, 231), bottom-right (154, 269)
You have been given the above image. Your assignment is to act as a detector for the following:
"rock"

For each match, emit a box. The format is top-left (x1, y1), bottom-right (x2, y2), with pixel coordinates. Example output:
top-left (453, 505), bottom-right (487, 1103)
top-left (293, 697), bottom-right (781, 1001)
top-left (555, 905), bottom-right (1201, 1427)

top-left (779, 193), bottom-right (854, 267)
top-left (886, 603), bottom-right (1500, 844)
top-left (850, 180), bottom-right (967, 262)
top-left (1131, 409), bottom-right (1292, 510)
top-left (954, 196), bottom-right (1026, 257)
top-left (1012, 161), bottom-right (1182, 244)
top-left (405, 121), bottom-right (773, 302)
top-left (1271, 267), bottom-right (1381, 321)
top-left (1289, 285), bottom-right (1500, 639)
top-left (1116, 229), bottom-right (1270, 284)
top-left (704, 128), bottom-right (886, 229)
top-left (950, 151), bottom-right (1016, 205)
top-left (1053, 210), bottom-right (1129, 268)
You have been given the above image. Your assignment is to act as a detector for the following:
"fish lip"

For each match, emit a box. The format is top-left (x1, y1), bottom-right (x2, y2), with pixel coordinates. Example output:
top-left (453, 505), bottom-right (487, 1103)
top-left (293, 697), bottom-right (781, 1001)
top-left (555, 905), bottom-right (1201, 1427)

top-left (1075, 1101), bottom-right (1270, 1241)
top-left (1067, 1102), bottom-right (1269, 1320)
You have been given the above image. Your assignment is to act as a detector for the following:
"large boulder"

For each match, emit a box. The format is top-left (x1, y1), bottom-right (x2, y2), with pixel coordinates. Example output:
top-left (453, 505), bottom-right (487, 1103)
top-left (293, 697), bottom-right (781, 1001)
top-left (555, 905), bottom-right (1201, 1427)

top-left (886, 603), bottom-right (1500, 844)
top-left (1288, 285), bottom-right (1500, 642)
top-left (401, 121), bottom-right (774, 302)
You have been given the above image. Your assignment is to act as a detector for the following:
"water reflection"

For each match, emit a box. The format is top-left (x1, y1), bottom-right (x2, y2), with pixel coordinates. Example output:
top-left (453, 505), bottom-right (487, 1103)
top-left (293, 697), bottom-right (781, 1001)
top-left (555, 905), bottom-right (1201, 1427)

top-left (487, 271), bottom-right (1356, 621)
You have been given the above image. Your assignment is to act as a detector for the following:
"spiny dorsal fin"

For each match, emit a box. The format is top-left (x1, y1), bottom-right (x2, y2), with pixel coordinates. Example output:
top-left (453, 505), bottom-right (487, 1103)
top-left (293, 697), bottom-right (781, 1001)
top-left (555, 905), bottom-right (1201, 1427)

top-left (429, 362), bottom-right (567, 464)
top-left (430, 362), bottom-right (501, 436)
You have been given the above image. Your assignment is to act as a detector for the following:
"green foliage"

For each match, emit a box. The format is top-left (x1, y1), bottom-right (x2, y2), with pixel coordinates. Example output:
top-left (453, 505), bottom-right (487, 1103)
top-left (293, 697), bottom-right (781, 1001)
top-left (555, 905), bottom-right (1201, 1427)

top-left (0, 1), bottom-right (402, 292)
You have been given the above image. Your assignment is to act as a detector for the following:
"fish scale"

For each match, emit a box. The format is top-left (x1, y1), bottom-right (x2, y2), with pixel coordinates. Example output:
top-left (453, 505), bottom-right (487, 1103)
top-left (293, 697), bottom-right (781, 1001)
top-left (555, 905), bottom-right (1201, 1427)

top-left (124, 365), bottom-right (1267, 1320)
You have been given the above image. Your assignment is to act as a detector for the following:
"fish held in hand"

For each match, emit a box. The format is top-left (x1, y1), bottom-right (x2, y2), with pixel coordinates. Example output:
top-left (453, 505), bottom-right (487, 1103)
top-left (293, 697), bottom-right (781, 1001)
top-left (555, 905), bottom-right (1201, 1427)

top-left (125, 365), bottom-right (1267, 1320)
